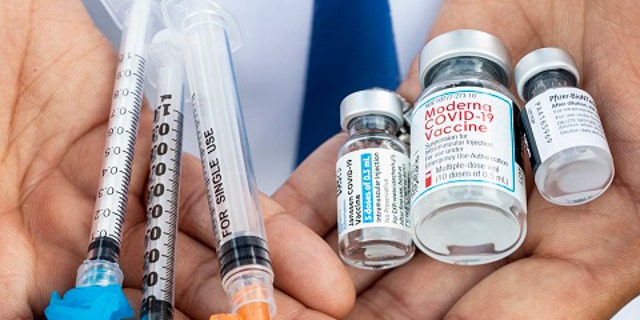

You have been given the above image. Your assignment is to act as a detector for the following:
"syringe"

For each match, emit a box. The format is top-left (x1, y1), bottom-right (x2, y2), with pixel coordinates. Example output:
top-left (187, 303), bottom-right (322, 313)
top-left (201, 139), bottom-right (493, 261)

top-left (140, 30), bottom-right (185, 320)
top-left (161, 1), bottom-right (276, 319)
top-left (45, 0), bottom-right (161, 318)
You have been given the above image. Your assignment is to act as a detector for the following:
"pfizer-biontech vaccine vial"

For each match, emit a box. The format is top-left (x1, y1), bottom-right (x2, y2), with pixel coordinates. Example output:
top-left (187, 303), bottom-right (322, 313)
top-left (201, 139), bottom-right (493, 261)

top-left (515, 48), bottom-right (614, 206)
top-left (410, 30), bottom-right (527, 265)
top-left (337, 88), bottom-right (414, 269)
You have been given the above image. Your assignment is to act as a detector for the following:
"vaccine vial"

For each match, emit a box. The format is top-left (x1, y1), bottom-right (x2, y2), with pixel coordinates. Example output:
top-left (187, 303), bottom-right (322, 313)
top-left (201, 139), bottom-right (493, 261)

top-left (336, 88), bottom-right (414, 269)
top-left (515, 48), bottom-right (614, 205)
top-left (410, 30), bottom-right (527, 265)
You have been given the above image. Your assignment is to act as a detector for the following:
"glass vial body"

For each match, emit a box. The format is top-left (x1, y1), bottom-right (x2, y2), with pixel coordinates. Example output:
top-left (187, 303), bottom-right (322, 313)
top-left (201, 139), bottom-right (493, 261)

top-left (337, 90), bottom-right (414, 270)
top-left (411, 30), bottom-right (527, 265)
top-left (516, 48), bottom-right (614, 205)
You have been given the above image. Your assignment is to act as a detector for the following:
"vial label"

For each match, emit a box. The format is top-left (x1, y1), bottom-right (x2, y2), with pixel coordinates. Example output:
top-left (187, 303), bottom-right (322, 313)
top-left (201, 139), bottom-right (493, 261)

top-left (336, 149), bottom-right (410, 239)
top-left (411, 87), bottom-right (526, 207)
top-left (523, 87), bottom-right (610, 171)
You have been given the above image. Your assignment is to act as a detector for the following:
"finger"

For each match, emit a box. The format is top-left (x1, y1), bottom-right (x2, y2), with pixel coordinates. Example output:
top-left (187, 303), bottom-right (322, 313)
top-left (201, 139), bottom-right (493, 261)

top-left (178, 135), bottom-right (344, 250)
top-left (427, 0), bottom-right (549, 62)
top-left (176, 113), bottom-right (345, 251)
top-left (396, 57), bottom-right (422, 103)
top-left (323, 225), bottom-right (510, 320)
top-left (172, 308), bottom-right (193, 320)
top-left (272, 133), bottom-right (346, 236)
top-left (174, 154), bottom-right (215, 249)
top-left (59, 104), bottom-right (155, 203)
top-left (1, 0), bottom-right (116, 178)
top-left (0, 215), bottom-right (37, 319)
top-left (120, 219), bottom-right (227, 319)
top-left (122, 202), bottom-right (355, 319)
top-left (123, 288), bottom-right (142, 319)
top-left (581, 0), bottom-right (640, 191)
top-left (168, 233), bottom-right (226, 319)
top-left (520, 181), bottom-right (640, 283)
top-left (24, 171), bottom-right (97, 312)
top-left (323, 229), bottom-right (387, 295)
top-left (347, 255), bottom-right (501, 320)
top-left (176, 221), bottom-right (353, 319)
top-left (266, 213), bottom-right (355, 318)
top-left (122, 288), bottom-right (192, 320)
top-left (445, 181), bottom-right (640, 319)
top-left (324, 194), bottom-right (539, 315)
top-left (174, 153), bottom-right (265, 251)
top-left (443, 257), bottom-right (635, 320)
top-left (271, 290), bottom-right (343, 320)
top-left (397, 0), bottom-right (553, 104)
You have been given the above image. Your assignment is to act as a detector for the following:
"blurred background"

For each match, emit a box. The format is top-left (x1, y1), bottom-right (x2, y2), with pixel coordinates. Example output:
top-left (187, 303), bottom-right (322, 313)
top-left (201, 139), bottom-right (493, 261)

top-left (84, 0), bottom-right (438, 195)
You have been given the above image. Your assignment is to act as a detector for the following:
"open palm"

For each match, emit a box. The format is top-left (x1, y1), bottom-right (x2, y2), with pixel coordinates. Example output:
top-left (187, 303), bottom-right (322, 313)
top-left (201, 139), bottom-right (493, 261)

top-left (276, 0), bottom-right (640, 319)
top-left (0, 1), bottom-right (355, 319)
top-left (363, 0), bottom-right (640, 318)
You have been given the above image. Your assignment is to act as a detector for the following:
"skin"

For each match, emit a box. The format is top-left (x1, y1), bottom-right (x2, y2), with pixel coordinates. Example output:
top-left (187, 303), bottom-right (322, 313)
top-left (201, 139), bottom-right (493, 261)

top-left (2, 0), bottom-right (640, 319)
top-left (333, 0), bottom-right (640, 318)
top-left (0, 1), bottom-right (353, 319)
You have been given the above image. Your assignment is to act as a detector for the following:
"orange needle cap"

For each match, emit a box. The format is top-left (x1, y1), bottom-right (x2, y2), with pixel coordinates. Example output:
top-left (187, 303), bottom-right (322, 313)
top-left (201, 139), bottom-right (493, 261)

top-left (238, 302), bottom-right (270, 320)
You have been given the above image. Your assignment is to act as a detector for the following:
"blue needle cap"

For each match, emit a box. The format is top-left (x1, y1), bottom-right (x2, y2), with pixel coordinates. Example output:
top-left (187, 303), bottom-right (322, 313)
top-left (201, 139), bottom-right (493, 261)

top-left (45, 285), bottom-right (133, 320)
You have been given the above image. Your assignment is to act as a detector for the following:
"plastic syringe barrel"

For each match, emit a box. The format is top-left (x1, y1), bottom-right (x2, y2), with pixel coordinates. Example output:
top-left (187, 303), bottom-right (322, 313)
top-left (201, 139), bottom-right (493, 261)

top-left (161, 0), bottom-right (275, 316)
top-left (44, 2), bottom-right (161, 319)
top-left (141, 30), bottom-right (185, 320)
top-left (87, 0), bottom-right (162, 264)
top-left (166, 0), bottom-right (272, 278)
top-left (183, 7), bottom-right (272, 278)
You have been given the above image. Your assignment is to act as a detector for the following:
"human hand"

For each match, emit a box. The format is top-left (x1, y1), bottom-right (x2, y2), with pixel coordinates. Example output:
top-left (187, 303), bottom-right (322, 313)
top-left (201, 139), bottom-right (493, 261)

top-left (275, 0), bottom-right (640, 319)
top-left (0, 1), bottom-right (354, 319)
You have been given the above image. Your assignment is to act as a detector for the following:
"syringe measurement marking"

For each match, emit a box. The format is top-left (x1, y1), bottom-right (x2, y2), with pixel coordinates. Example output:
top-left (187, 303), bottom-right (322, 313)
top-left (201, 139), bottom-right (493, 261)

top-left (142, 92), bottom-right (183, 307)
top-left (91, 53), bottom-right (146, 245)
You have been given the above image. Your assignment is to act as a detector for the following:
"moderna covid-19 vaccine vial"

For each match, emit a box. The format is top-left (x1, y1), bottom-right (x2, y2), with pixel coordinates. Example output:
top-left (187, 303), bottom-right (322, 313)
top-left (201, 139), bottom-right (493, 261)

top-left (515, 48), bottom-right (614, 205)
top-left (410, 30), bottom-right (527, 265)
top-left (336, 88), bottom-right (414, 270)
